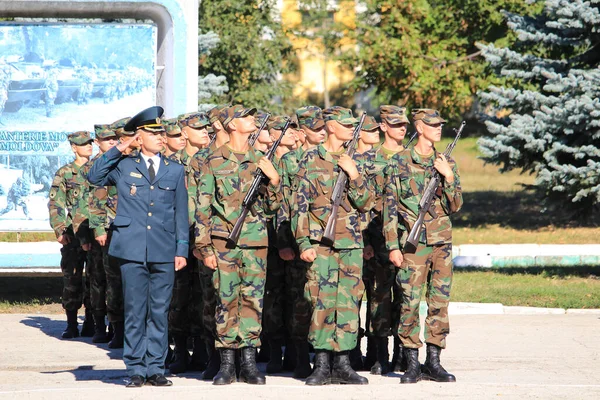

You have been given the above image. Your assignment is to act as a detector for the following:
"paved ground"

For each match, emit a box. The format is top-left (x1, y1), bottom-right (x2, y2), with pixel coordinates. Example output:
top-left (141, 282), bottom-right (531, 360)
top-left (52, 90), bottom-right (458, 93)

top-left (0, 313), bottom-right (599, 399)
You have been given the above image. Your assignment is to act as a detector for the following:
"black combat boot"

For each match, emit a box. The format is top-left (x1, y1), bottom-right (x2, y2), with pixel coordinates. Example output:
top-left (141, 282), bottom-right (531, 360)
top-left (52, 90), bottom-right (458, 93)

top-left (331, 351), bottom-right (369, 385)
top-left (92, 314), bottom-right (109, 343)
top-left (108, 321), bottom-right (124, 349)
top-left (202, 340), bottom-right (221, 380)
top-left (421, 344), bottom-right (456, 382)
top-left (168, 333), bottom-right (190, 374)
top-left (61, 310), bottom-right (79, 339)
top-left (266, 339), bottom-right (283, 374)
top-left (80, 309), bottom-right (95, 337)
top-left (305, 350), bottom-right (331, 386)
top-left (400, 348), bottom-right (421, 384)
top-left (282, 340), bottom-right (296, 372)
top-left (370, 336), bottom-right (390, 375)
top-left (189, 337), bottom-right (208, 371)
top-left (239, 347), bottom-right (266, 385)
top-left (213, 348), bottom-right (236, 385)
top-left (391, 335), bottom-right (407, 372)
top-left (293, 340), bottom-right (312, 379)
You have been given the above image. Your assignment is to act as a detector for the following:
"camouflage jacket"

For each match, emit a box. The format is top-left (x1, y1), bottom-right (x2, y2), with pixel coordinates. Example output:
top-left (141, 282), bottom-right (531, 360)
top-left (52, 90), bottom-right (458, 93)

top-left (169, 149), bottom-right (196, 226)
top-left (71, 154), bottom-right (101, 242)
top-left (383, 147), bottom-right (463, 250)
top-left (187, 147), bottom-right (212, 228)
top-left (295, 144), bottom-right (374, 252)
top-left (88, 184), bottom-right (118, 238)
top-left (276, 147), bottom-right (305, 249)
top-left (194, 145), bottom-right (282, 258)
top-left (48, 161), bottom-right (84, 238)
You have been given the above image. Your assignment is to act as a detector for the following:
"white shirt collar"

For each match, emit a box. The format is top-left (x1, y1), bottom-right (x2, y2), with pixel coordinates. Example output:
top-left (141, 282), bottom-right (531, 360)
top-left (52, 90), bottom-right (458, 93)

top-left (140, 152), bottom-right (161, 173)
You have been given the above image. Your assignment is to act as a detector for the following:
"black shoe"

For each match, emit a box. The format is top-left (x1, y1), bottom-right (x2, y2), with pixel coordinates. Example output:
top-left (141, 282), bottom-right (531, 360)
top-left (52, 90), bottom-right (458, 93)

top-left (306, 350), bottom-right (331, 386)
top-left (282, 340), bottom-right (296, 372)
top-left (189, 337), bottom-right (208, 371)
top-left (331, 351), bottom-right (368, 385)
top-left (213, 348), bottom-right (236, 385)
top-left (92, 314), bottom-right (109, 343)
top-left (370, 337), bottom-right (390, 375)
top-left (80, 309), bottom-right (95, 337)
top-left (239, 347), bottom-right (266, 385)
top-left (202, 341), bottom-right (221, 381)
top-left (293, 340), bottom-right (312, 379)
top-left (108, 321), bottom-right (124, 349)
top-left (400, 348), bottom-right (421, 384)
top-left (266, 339), bottom-right (283, 374)
top-left (146, 374), bottom-right (173, 386)
top-left (168, 334), bottom-right (190, 374)
top-left (61, 310), bottom-right (79, 339)
top-left (126, 375), bottom-right (145, 388)
top-left (421, 344), bottom-right (456, 382)
top-left (391, 336), bottom-right (407, 372)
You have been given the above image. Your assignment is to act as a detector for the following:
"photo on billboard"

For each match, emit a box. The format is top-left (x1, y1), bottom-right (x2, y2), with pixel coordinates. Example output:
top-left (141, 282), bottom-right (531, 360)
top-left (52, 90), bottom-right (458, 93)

top-left (0, 23), bottom-right (157, 231)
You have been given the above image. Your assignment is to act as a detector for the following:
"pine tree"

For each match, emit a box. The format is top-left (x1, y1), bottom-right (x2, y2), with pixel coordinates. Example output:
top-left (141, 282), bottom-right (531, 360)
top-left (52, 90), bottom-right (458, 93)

top-left (197, 31), bottom-right (229, 111)
top-left (477, 0), bottom-right (600, 215)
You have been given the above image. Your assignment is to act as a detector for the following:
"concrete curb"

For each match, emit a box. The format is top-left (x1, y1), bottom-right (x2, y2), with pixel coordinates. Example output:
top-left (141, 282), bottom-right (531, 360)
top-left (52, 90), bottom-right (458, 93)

top-left (444, 302), bottom-right (600, 316)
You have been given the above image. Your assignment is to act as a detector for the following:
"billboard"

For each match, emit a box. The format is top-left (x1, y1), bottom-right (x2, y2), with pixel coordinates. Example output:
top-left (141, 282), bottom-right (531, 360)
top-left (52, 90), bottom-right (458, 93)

top-left (0, 23), bottom-right (157, 231)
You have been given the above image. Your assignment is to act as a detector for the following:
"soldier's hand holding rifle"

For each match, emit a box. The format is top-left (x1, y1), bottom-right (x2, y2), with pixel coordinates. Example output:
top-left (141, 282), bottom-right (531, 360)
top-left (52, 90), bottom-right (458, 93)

top-left (337, 154), bottom-right (359, 180)
top-left (434, 153), bottom-right (454, 183)
top-left (257, 157), bottom-right (280, 186)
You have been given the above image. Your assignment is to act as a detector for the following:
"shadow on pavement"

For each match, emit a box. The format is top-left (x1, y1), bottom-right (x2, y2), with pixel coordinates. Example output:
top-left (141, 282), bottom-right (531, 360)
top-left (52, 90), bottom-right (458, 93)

top-left (40, 366), bottom-right (126, 386)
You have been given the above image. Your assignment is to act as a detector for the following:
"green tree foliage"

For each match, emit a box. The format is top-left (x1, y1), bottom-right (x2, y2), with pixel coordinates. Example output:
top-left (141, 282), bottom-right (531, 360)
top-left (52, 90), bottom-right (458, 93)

top-left (477, 0), bottom-right (600, 215)
top-left (344, 0), bottom-right (535, 121)
top-left (198, 0), bottom-right (296, 112)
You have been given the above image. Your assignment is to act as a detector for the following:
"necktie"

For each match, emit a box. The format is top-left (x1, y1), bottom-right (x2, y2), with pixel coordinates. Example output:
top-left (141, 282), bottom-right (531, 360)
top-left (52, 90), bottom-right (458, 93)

top-left (148, 158), bottom-right (156, 182)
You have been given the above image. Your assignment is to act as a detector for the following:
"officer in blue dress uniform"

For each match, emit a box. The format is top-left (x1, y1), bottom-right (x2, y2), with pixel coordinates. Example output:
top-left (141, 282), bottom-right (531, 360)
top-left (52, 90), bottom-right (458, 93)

top-left (88, 106), bottom-right (188, 388)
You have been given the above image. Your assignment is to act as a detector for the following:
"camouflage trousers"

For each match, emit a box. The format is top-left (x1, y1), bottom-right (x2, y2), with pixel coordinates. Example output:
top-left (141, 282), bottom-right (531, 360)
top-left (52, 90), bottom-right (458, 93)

top-left (168, 256), bottom-right (203, 337)
top-left (284, 258), bottom-right (311, 341)
top-left (87, 240), bottom-right (106, 315)
top-left (60, 237), bottom-right (90, 312)
top-left (305, 245), bottom-right (364, 352)
top-left (398, 243), bottom-right (453, 349)
top-left (212, 239), bottom-right (267, 349)
top-left (262, 224), bottom-right (286, 341)
top-left (363, 249), bottom-right (395, 337)
top-left (198, 260), bottom-right (217, 341)
top-left (102, 234), bottom-right (124, 323)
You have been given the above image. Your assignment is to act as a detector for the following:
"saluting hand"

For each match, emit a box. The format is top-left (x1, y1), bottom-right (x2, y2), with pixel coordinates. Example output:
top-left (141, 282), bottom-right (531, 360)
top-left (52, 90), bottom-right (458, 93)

top-left (175, 256), bottom-right (187, 271)
top-left (116, 133), bottom-right (140, 153)
top-left (338, 154), bottom-right (359, 181)
top-left (257, 157), bottom-right (280, 186)
top-left (389, 249), bottom-right (404, 268)
top-left (300, 248), bottom-right (317, 263)
top-left (434, 154), bottom-right (454, 183)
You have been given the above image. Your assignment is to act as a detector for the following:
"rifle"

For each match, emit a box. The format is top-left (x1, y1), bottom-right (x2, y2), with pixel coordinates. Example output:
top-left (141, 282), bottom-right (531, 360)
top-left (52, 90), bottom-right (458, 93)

top-left (208, 132), bottom-right (216, 148)
top-left (403, 121), bottom-right (465, 254)
top-left (226, 118), bottom-right (290, 249)
top-left (248, 113), bottom-right (271, 147)
top-left (320, 112), bottom-right (367, 247)
top-left (405, 131), bottom-right (418, 147)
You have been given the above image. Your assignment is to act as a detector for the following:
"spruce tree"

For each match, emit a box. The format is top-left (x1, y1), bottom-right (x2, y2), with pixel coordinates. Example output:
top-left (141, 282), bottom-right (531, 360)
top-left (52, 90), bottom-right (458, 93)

top-left (478, 0), bottom-right (600, 215)
top-left (198, 31), bottom-right (229, 111)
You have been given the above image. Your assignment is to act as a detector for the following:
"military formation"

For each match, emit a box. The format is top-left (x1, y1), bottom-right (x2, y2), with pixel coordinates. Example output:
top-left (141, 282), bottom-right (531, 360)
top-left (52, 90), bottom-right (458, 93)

top-left (48, 102), bottom-right (463, 388)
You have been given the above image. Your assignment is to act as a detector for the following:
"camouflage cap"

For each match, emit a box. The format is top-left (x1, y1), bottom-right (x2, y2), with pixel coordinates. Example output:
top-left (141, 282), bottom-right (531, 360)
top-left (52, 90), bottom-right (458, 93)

top-left (163, 118), bottom-right (182, 137)
top-left (67, 131), bottom-right (93, 145)
top-left (178, 112), bottom-right (211, 129)
top-left (221, 104), bottom-right (257, 128)
top-left (268, 115), bottom-right (288, 130)
top-left (380, 105), bottom-right (410, 124)
top-left (255, 110), bottom-right (270, 129)
top-left (296, 106), bottom-right (325, 129)
top-left (361, 115), bottom-right (380, 131)
top-left (322, 106), bottom-right (358, 125)
top-left (111, 117), bottom-right (131, 137)
top-left (208, 104), bottom-right (230, 124)
top-left (93, 124), bottom-right (117, 139)
top-left (412, 108), bottom-right (446, 124)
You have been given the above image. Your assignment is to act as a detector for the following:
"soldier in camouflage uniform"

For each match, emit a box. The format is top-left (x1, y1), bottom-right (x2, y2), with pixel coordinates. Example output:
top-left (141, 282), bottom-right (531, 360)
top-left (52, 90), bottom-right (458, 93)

top-left (77, 67), bottom-right (94, 105)
top-left (194, 105), bottom-right (281, 385)
top-left (275, 106), bottom-right (325, 379)
top-left (87, 117), bottom-right (131, 349)
top-left (295, 106), bottom-right (373, 386)
top-left (48, 131), bottom-right (94, 339)
top-left (0, 177), bottom-right (31, 219)
top-left (72, 123), bottom-right (120, 344)
top-left (44, 67), bottom-right (59, 117)
top-left (383, 108), bottom-right (463, 384)
top-left (167, 112), bottom-right (212, 375)
top-left (261, 115), bottom-right (298, 374)
top-left (207, 104), bottom-right (231, 151)
top-left (163, 118), bottom-right (187, 158)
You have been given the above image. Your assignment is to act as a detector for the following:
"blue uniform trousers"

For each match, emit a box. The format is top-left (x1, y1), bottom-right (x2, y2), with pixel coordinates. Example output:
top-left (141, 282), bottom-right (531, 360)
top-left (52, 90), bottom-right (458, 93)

top-left (119, 259), bottom-right (174, 377)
